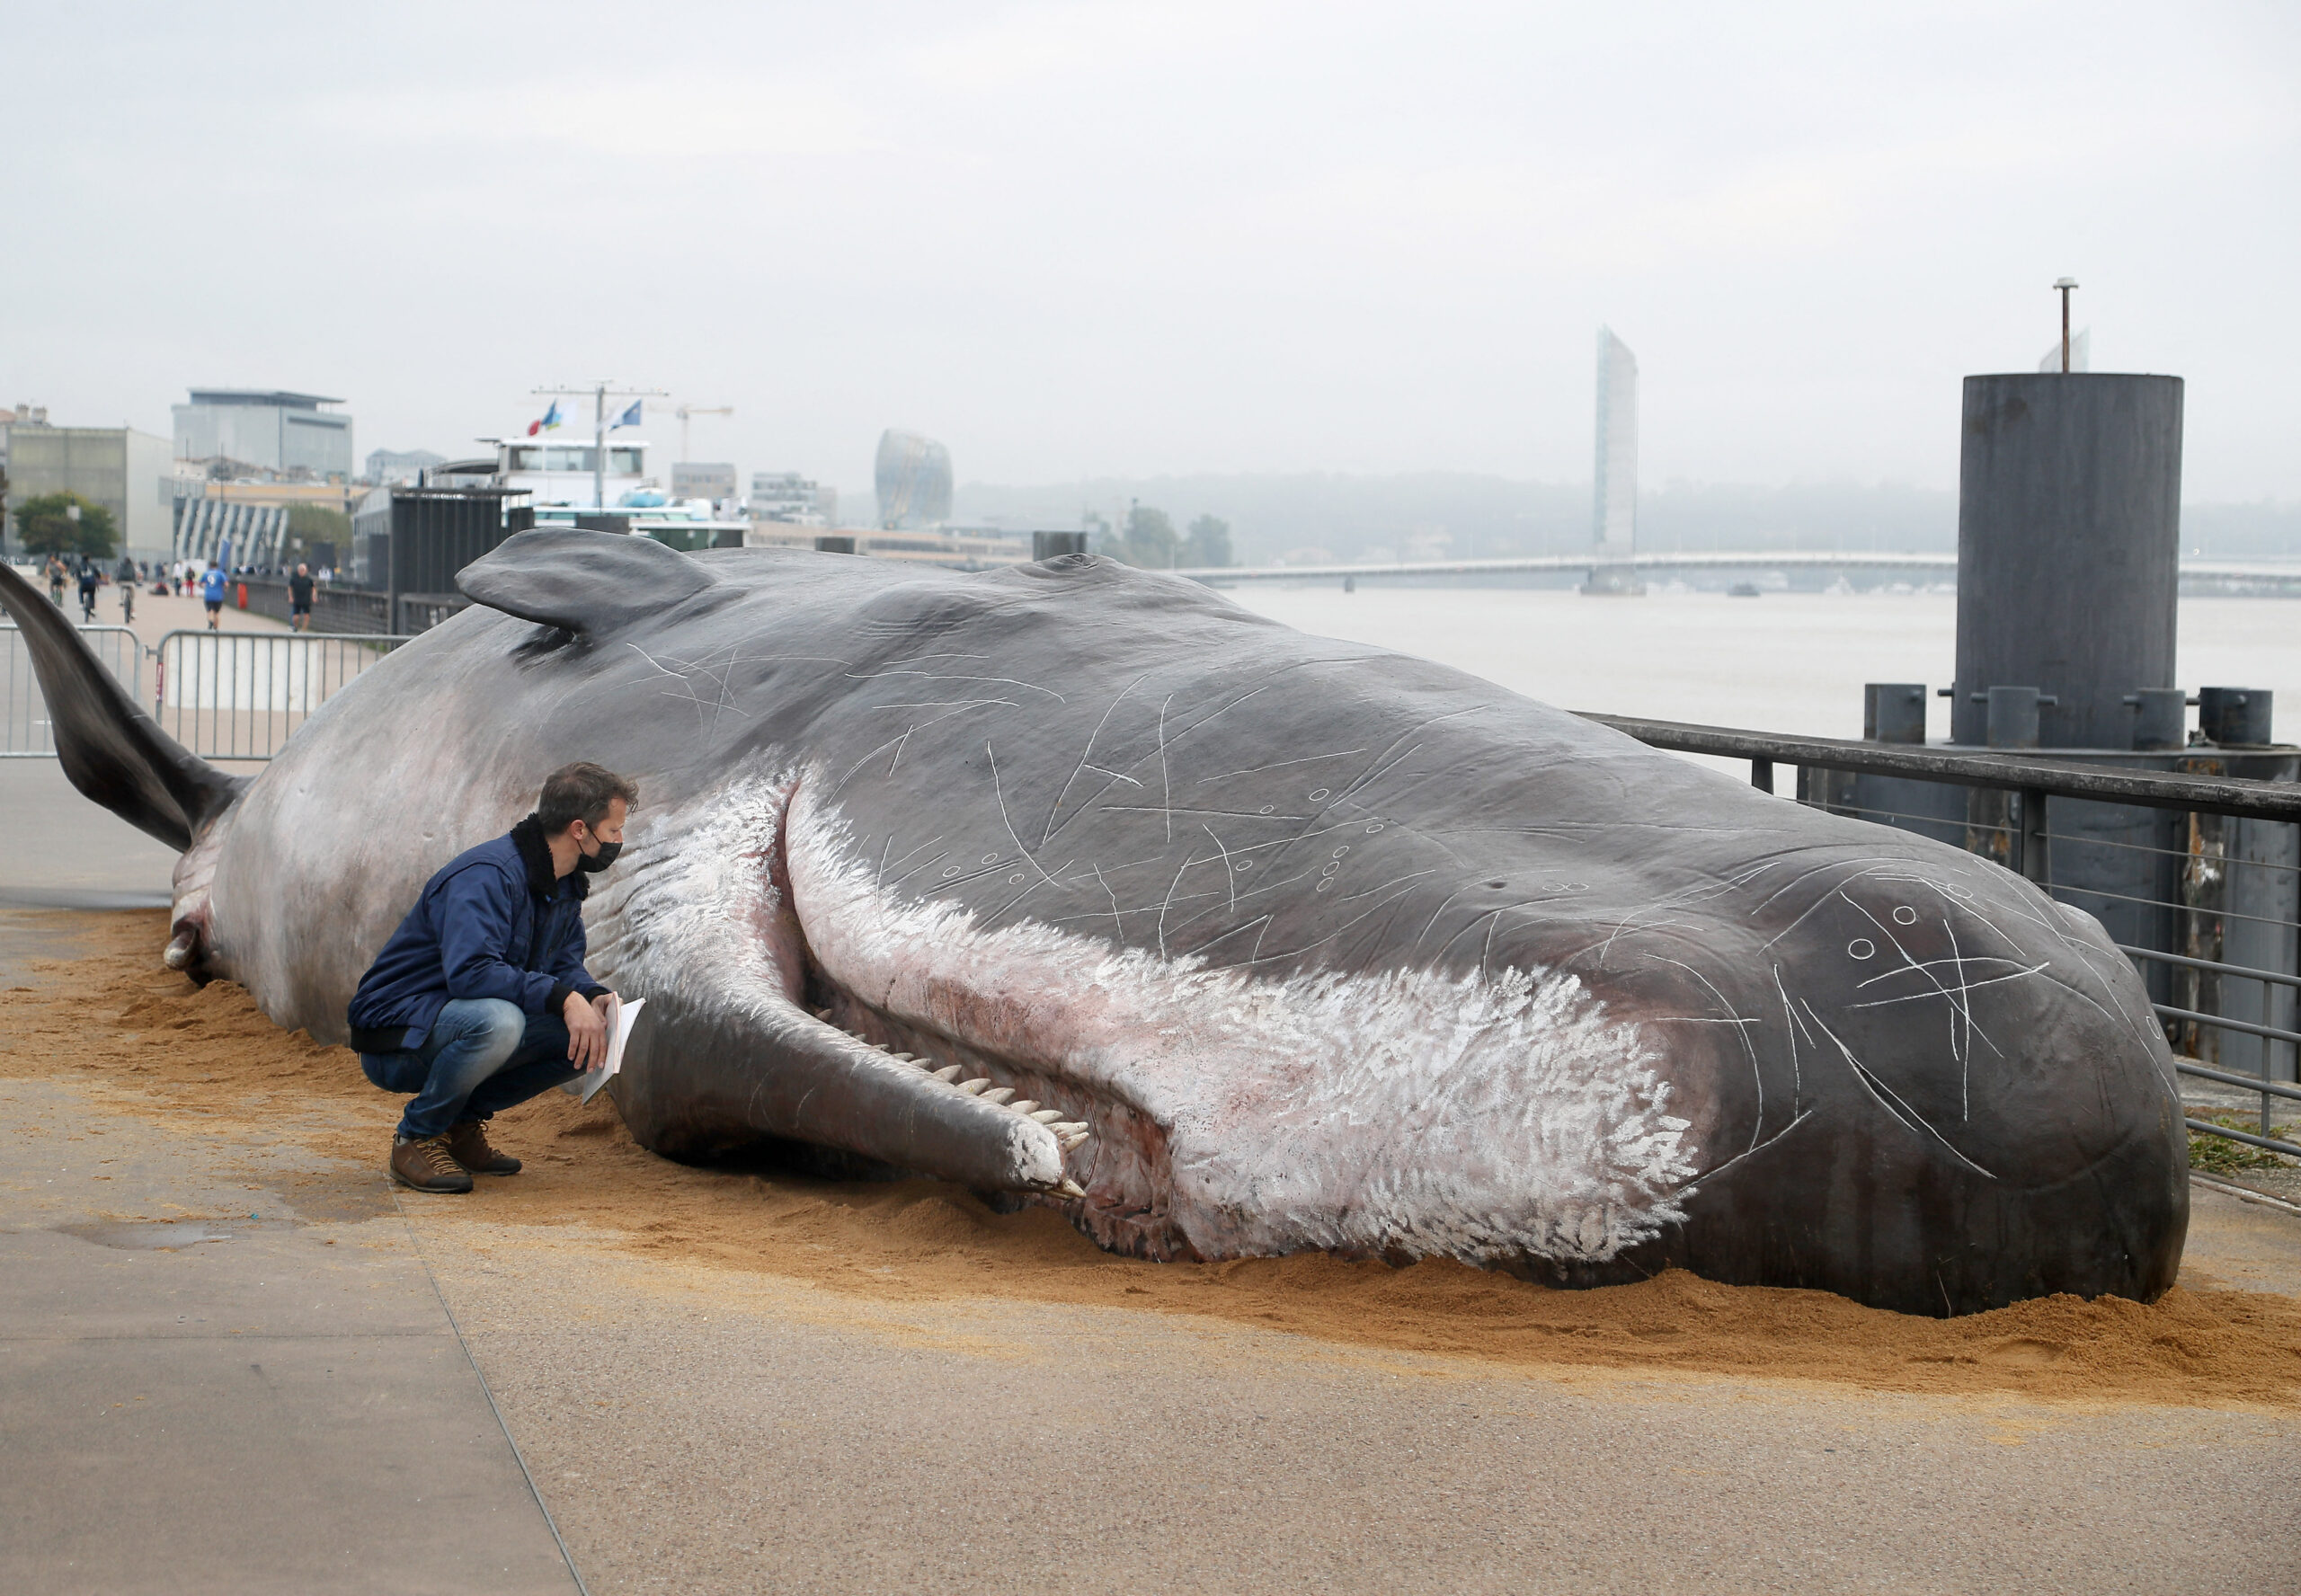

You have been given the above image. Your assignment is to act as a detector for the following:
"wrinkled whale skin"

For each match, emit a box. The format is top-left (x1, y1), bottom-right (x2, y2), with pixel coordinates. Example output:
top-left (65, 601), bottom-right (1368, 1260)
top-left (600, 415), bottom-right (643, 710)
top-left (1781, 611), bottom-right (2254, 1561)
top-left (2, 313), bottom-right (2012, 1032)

top-left (5, 537), bottom-right (2188, 1314)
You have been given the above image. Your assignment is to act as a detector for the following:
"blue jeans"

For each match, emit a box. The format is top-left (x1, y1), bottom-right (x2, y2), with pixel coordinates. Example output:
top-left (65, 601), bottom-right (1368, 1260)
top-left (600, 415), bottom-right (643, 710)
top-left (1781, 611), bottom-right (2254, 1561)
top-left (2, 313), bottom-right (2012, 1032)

top-left (360, 998), bottom-right (579, 1141)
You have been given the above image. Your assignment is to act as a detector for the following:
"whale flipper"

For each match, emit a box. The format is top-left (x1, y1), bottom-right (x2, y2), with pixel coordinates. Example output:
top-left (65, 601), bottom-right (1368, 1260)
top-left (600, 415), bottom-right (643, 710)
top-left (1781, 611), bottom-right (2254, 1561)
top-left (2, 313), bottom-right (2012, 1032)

top-left (0, 561), bottom-right (242, 851)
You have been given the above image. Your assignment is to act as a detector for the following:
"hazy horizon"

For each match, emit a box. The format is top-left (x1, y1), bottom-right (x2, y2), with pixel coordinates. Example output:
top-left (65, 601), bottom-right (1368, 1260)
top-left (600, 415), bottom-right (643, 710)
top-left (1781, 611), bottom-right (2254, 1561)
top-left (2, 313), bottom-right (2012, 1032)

top-left (5, 3), bottom-right (2296, 503)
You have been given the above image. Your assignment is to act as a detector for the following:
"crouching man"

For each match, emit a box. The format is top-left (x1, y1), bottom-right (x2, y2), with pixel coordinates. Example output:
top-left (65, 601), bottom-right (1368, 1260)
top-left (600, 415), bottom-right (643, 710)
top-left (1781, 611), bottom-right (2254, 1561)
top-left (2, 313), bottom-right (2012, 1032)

top-left (348, 761), bottom-right (636, 1193)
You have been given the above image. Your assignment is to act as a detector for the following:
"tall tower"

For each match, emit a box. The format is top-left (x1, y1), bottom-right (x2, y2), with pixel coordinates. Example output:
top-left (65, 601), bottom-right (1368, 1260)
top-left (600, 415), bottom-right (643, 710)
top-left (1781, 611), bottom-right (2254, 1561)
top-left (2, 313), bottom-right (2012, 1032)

top-left (1585, 327), bottom-right (1642, 595)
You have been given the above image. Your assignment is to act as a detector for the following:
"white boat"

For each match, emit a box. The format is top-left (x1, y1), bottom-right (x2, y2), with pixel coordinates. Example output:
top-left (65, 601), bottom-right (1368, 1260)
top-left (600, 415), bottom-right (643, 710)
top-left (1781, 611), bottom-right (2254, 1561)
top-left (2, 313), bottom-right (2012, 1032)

top-left (435, 437), bottom-right (749, 550)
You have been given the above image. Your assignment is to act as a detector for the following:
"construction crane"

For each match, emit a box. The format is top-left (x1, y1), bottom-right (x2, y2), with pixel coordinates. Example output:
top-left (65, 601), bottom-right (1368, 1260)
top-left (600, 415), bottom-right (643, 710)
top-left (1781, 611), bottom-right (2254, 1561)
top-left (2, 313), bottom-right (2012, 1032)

top-left (674, 403), bottom-right (733, 462)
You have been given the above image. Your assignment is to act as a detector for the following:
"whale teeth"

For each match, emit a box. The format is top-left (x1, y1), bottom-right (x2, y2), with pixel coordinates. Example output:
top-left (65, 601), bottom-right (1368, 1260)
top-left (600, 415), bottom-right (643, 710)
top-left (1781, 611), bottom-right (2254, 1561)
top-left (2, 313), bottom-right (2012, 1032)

top-left (981, 1087), bottom-right (1016, 1105)
top-left (1009, 1101), bottom-right (1039, 1115)
top-left (1029, 1109), bottom-right (1062, 1123)
top-left (1055, 1179), bottom-right (1087, 1199)
top-left (956, 1078), bottom-right (991, 1095)
top-left (930, 1066), bottom-right (963, 1083)
top-left (1059, 1134), bottom-right (1088, 1151)
top-left (1052, 1122), bottom-right (1088, 1136)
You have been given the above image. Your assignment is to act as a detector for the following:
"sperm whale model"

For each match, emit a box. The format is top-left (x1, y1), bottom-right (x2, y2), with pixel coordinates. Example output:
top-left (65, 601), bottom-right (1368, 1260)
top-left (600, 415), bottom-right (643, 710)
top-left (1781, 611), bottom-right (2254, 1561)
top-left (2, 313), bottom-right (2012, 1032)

top-left (1, 531), bottom-right (2187, 1315)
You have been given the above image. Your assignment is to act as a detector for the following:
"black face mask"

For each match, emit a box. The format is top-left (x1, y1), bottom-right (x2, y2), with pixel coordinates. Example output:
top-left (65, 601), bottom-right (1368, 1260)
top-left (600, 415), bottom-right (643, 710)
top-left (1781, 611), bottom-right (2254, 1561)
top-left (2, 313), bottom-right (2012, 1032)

top-left (576, 836), bottom-right (622, 873)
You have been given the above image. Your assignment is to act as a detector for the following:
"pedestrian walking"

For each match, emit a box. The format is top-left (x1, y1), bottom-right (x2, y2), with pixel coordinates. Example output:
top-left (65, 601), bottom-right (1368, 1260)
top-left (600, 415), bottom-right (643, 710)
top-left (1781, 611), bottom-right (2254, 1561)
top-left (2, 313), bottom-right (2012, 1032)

top-left (116, 555), bottom-right (137, 624)
top-left (288, 563), bottom-right (315, 632)
top-left (199, 563), bottom-right (227, 630)
top-left (46, 554), bottom-right (66, 606)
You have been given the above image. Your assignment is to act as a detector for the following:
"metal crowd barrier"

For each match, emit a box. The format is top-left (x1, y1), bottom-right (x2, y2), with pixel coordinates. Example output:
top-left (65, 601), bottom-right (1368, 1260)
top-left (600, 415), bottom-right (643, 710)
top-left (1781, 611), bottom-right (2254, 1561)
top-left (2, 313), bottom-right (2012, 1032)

top-left (0, 623), bottom-right (143, 757)
top-left (151, 630), bottom-right (407, 760)
top-left (1586, 713), bottom-right (2301, 1162)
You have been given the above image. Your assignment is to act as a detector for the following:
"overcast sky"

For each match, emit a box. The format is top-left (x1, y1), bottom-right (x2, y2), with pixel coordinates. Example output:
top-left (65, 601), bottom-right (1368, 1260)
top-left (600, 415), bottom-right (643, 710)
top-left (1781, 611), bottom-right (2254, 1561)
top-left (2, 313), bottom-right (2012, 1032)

top-left (4, 1), bottom-right (2295, 501)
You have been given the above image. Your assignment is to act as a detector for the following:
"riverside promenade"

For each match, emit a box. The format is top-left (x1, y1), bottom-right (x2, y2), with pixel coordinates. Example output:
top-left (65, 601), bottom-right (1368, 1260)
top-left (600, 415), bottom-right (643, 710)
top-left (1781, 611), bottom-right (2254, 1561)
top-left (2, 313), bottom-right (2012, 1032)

top-left (2, 661), bottom-right (2298, 1593)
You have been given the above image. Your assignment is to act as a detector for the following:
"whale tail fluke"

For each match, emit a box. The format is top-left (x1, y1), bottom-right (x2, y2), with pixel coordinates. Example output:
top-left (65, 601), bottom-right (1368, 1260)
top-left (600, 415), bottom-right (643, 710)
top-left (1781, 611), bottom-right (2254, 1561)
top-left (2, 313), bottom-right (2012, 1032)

top-left (0, 560), bottom-right (244, 851)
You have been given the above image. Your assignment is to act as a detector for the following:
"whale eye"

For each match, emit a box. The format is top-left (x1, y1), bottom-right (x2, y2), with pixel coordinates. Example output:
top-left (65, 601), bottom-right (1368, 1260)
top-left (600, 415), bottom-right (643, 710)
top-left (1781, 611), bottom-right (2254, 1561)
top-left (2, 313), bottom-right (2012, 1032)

top-left (1848, 938), bottom-right (1876, 960)
top-left (1891, 906), bottom-right (1918, 926)
top-left (1486, 879), bottom-right (1506, 889)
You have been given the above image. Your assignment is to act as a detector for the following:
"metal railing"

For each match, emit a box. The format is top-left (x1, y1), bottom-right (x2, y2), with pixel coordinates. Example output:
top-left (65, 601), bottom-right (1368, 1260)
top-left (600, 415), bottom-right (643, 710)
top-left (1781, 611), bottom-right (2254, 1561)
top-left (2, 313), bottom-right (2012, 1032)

top-left (1588, 713), bottom-right (2301, 1161)
top-left (233, 575), bottom-right (395, 635)
top-left (150, 630), bottom-right (407, 760)
top-left (1, 623), bottom-right (143, 757)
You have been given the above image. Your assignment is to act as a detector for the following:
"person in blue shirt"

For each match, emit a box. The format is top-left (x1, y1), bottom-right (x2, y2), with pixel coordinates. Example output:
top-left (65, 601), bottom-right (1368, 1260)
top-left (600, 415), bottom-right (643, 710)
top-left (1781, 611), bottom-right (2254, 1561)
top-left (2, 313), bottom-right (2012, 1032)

top-left (198, 563), bottom-right (228, 630)
top-left (349, 761), bottom-right (635, 1193)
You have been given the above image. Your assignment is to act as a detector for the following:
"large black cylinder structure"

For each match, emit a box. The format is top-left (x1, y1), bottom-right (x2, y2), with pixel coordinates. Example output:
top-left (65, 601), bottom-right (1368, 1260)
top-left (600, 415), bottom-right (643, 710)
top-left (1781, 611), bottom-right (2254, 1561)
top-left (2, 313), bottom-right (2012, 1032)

top-left (1951, 373), bottom-right (2183, 749)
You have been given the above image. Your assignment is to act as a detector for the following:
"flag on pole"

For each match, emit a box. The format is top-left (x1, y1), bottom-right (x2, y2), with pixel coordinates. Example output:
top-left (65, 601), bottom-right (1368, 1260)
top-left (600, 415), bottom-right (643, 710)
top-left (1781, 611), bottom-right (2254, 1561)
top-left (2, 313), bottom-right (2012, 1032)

top-left (613, 400), bottom-right (643, 430)
top-left (528, 401), bottom-right (564, 437)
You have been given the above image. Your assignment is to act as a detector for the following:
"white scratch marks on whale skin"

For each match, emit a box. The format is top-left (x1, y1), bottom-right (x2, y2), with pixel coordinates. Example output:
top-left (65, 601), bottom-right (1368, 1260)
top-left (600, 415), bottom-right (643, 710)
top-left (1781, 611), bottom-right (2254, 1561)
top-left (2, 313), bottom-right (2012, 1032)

top-left (774, 772), bottom-right (1702, 1267)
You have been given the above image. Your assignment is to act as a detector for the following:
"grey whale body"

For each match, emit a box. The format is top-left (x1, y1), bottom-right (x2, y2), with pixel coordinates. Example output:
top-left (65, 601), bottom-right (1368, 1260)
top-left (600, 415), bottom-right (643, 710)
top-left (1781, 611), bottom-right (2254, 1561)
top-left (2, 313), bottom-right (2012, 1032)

top-left (0, 534), bottom-right (2188, 1315)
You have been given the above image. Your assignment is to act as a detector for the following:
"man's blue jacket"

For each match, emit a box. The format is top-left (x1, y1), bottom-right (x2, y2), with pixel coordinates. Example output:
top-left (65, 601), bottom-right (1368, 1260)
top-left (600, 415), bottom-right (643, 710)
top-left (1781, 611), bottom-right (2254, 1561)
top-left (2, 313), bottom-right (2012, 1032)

top-left (347, 814), bottom-right (609, 1054)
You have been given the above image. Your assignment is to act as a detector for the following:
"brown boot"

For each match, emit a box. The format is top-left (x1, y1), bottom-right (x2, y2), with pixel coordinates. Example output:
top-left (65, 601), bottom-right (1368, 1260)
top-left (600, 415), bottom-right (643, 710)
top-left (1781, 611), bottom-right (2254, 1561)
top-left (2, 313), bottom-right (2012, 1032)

top-left (391, 1133), bottom-right (473, 1193)
top-left (445, 1119), bottom-right (521, 1176)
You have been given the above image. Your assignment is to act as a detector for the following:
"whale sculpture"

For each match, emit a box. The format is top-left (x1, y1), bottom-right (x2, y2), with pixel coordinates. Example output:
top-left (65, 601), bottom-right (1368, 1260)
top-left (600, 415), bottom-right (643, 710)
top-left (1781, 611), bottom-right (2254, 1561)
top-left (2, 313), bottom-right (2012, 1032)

top-left (0, 533), bottom-right (2187, 1315)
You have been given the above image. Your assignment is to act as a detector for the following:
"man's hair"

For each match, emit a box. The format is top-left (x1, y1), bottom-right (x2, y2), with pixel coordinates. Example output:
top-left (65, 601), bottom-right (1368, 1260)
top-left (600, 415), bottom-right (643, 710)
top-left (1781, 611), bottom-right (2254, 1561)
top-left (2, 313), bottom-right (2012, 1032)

top-left (537, 761), bottom-right (638, 834)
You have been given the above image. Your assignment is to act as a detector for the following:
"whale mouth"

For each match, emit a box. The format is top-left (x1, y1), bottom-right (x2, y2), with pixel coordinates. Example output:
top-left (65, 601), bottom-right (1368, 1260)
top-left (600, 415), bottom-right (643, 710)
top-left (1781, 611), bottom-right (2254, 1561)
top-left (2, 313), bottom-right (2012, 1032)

top-left (796, 980), bottom-right (1186, 1255)
top-left (773, 777), bottom-right (1703, 1272)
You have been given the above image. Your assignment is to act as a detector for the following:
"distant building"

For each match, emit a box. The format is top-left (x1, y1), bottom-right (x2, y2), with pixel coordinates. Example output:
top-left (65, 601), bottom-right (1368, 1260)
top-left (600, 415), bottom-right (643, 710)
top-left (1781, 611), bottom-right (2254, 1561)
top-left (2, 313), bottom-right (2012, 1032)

top-left (366, 448), bottom-right (445, 485)
top-left (0, 403), bottom-right (48, 480)
top-left (173, 389), bottom-right (354, 481)
top-left (3, 420), bottom-right (178, 563)
top-left (0, 400), bottom-right (46, 475)
top-left (751, 472), bottom-right (836, 525)
top-left (172, 498), bottom-right (291, 570)
top-left (874, 430), bottom-right (953, 529)
top-left (1586, 327), bottom-right (1642, 596)
top-left (671, 462), bottom-right (738, 503)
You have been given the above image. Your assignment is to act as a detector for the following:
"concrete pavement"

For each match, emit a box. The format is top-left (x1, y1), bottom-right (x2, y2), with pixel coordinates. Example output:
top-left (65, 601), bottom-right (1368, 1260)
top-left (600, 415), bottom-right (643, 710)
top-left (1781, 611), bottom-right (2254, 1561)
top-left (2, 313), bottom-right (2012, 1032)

top-left (3, 759), bottom-right (179, 910)
top-left (0, 1033), bottom-right (580, 1595)
top-left (412, 1192), bottom-right (2301, 1596)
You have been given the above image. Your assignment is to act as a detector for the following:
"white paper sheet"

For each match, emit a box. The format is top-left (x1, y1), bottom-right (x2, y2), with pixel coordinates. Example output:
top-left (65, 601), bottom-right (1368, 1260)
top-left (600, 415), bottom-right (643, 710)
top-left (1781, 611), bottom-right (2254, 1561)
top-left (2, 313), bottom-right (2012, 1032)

top-left (560, 995), bottom-right (644, 1104)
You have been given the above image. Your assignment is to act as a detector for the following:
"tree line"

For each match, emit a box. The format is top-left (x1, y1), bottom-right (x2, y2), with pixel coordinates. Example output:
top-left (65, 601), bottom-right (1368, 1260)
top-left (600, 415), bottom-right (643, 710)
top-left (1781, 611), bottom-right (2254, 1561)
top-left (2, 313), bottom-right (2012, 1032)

top-left (1088, 504), bottom-right (1232, 569)
top-left (12, 492), bottom-right (118, 560)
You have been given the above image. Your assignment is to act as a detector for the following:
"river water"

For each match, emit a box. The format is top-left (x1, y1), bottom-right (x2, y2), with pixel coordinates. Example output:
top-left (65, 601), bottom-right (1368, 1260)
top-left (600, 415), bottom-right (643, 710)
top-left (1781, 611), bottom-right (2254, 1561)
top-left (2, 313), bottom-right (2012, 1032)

top-left (1222, 587), bottom-right (2301, 747)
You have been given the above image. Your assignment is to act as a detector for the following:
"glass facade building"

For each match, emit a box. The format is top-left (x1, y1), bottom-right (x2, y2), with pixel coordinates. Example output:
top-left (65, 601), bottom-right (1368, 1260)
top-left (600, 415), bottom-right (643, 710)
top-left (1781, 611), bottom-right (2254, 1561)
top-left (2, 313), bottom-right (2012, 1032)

top-left (874, 430), bottom-right (953, 529)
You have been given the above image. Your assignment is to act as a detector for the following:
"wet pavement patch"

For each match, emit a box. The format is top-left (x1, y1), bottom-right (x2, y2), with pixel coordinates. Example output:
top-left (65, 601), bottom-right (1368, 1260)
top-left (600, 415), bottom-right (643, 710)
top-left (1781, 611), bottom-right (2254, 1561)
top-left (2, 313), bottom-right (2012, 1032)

top-left (56, 1219), bottom-right (238, 1249)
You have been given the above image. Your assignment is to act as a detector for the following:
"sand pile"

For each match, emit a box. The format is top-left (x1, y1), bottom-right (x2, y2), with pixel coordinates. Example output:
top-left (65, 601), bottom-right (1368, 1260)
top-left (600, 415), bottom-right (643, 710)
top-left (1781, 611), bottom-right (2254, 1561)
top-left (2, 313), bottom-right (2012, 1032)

top-left (8, 909), bottom-right (2301, 1408)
